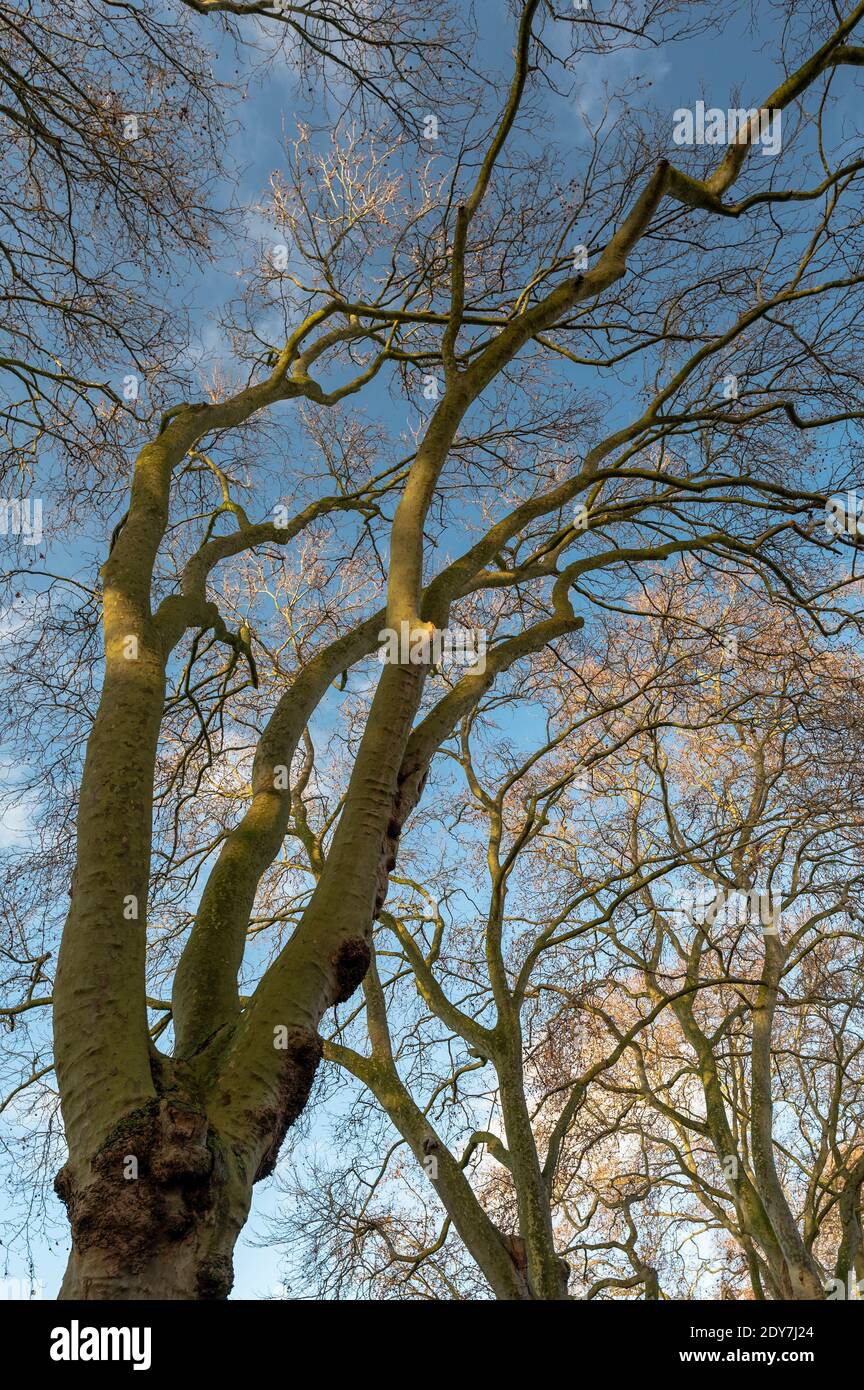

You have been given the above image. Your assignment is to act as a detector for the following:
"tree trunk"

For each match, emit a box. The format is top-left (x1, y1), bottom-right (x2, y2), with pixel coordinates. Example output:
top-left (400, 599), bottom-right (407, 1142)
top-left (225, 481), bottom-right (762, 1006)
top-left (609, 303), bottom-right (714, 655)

top-left (750, 941), bottom-right (825, 1299)
top-left (55, 1084), bottom-right (252, 1300)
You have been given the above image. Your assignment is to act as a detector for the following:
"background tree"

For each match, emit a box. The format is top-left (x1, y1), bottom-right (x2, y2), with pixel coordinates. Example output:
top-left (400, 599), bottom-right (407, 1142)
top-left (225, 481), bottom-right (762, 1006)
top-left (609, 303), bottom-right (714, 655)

top-left (273, 575), bottom-right (864, 1300)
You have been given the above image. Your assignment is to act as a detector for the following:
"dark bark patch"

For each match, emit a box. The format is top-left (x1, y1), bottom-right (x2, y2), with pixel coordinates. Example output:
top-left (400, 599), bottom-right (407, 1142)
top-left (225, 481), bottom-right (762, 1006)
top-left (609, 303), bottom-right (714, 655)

top-left (251, 1028), bottom-right (323, 1182)
top-left (149, 1100), bottom-right (213, 1186)
top-left (503, 1233), bottom-right (528, 1274)
top-left (331, 935), bottom-right (371, 1004)
top-left (373, 765), bottom-right (430, 920)
top-left (196, 1254), bottom-right (233, 1300)
top-left (55, 1097), bottom-right (219, 1273)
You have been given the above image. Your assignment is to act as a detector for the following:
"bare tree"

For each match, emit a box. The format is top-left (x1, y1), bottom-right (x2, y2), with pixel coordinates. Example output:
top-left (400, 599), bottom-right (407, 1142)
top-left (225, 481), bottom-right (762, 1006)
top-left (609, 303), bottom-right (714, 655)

top-left (4, 0), bottom-right (864, 1299)
top-left (273, 576), bottom-right (864, 1300)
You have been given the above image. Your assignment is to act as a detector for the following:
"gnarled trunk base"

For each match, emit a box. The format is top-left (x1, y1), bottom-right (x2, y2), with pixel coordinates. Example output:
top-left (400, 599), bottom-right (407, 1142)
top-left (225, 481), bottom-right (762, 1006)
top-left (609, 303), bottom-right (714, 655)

top-left (55, 1095), bottom-right (250, 1300)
